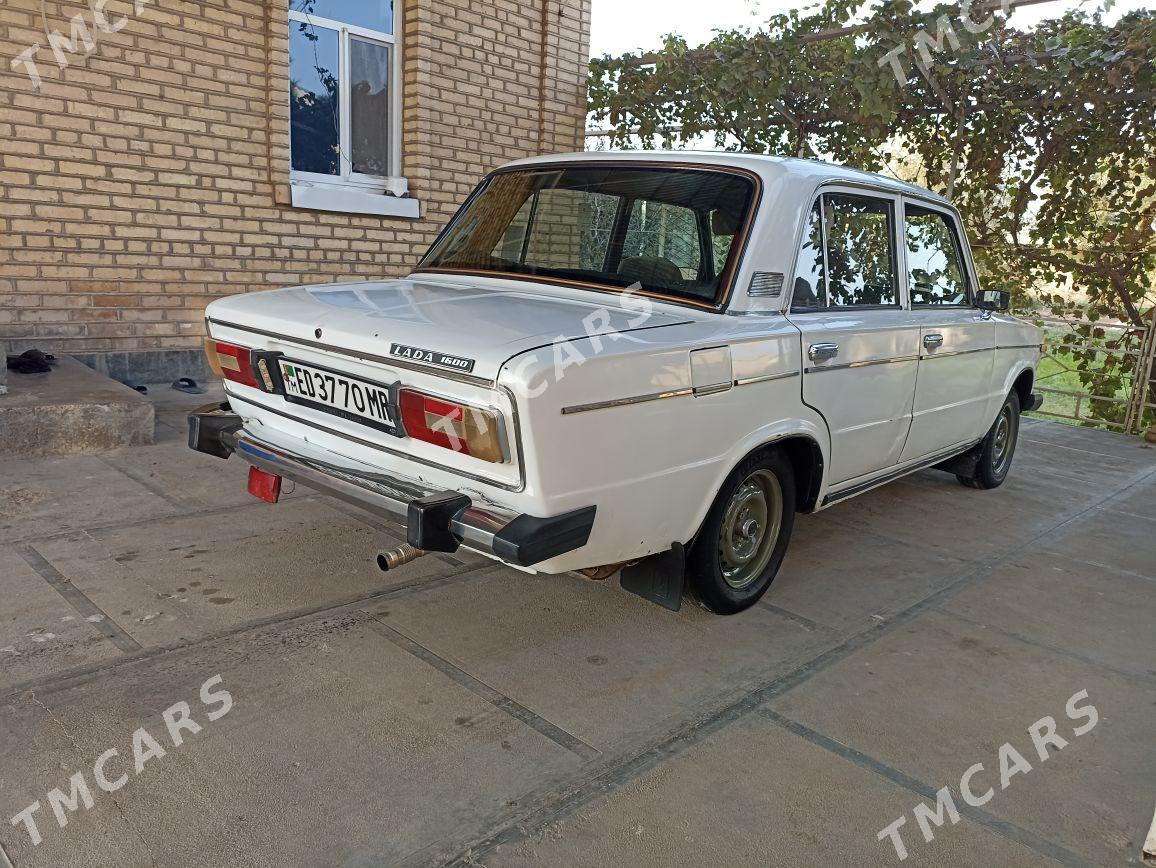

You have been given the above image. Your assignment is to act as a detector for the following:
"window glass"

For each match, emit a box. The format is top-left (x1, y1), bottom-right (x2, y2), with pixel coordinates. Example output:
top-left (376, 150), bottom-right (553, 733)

top-left (708, 208), bottom-right (741, 281)
top-left (513, 189), bottom-right (618, 272)
top-left (791, 200), bottom-right (825, 311)
top-left (289, 23), bottom-right (340, 176)
top-left (905, 206), bottom-right (968, 305)
top-left (824, 194), bottom-right (898, 307)
top-left (289, 0), bottom-right (392, 34)
top-left (350, 37), bottom-right (391, 177)
top-left (423, 166), bottom-right (755, 305)
top-left (621, 200), bottom-right (701, 285)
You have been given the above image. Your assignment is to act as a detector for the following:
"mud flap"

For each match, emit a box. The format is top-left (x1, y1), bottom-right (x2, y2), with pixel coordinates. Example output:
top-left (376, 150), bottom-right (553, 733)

top-left (934, 442), bottom-right (982, 479)
top-left (619, 543), bottom-right (685, 612)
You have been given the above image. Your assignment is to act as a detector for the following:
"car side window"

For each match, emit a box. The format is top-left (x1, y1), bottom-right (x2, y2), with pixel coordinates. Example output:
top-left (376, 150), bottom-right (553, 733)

top-left (790, 193), bottom-right (899, 311)
top-left (905, 206), bottom-right (969, 305)
top-left (791, 200), bottom-right (826, 311)
top-left (824, 194), bottom-right (898, 307)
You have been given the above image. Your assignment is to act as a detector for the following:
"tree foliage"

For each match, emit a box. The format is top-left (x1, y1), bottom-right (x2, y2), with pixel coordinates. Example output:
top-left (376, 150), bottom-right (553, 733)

top-left (588, 2), bottom-right (1156, 427)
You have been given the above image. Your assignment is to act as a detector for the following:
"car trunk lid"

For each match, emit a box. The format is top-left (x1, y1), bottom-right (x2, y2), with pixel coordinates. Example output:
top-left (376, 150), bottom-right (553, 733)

top-left (206, 277), bottom-right (689, 381)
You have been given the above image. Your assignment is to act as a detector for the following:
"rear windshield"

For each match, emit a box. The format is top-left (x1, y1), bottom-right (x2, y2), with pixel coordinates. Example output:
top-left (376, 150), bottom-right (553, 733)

top-left (417, 165), bottom-right (757, 306)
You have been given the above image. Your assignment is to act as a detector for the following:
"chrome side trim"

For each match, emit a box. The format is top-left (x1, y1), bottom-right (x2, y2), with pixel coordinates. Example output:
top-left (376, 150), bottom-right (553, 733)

top-left (693, 383), bottom-right (732, 397)
top-left (208, 318), bottom-right (497, 388)
top-left (920, 346), bottom-right (991, 360)
top-left (997, 343), bottom-right (1043, 351)
top-left (823, 439), bottom-right (981, 506)
top-left (561, 387), bottom-right (693, 415)
top-left (228, 387), bottom-right (524, 492)
top-left (804, 354), bottom-right (919, 374)
top-left (734, 370), bottom-right (800, 387)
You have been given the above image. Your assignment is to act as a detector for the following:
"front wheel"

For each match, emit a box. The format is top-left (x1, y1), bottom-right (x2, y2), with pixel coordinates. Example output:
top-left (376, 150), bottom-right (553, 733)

top-left (957, 391), bottom-right (1020, 490)
top-left (686, 450), bottom-right (796, 615)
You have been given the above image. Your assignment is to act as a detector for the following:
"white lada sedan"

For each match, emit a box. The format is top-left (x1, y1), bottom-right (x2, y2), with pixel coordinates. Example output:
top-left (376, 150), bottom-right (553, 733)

top-left (189, 152), bottom-right (1043, 614)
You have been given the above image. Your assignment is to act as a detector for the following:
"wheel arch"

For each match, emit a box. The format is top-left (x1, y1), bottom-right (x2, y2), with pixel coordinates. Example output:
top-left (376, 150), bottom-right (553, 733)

top-left (1011, 367), bottom-right (1034, 411)
top-left (707, 431), bottom-right (827, 525)
top-left (766, 434), bottom-right (826, 513)
top-left (676, 418), bottom-right (830, 552)
top-left (682, 429), bottom-right (825, 571)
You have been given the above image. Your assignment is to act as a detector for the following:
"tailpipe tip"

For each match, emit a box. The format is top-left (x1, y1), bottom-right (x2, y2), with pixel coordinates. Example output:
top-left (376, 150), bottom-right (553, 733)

top-left (377, 543), bottom-right (427, 571)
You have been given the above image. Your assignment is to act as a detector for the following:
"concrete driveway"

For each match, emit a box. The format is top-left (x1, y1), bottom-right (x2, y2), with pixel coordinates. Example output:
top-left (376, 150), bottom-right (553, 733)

top-left (1, 386), bottom-right (1154, 867)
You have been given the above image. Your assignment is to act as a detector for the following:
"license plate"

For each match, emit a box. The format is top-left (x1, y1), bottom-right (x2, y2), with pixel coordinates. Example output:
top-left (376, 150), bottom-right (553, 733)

top-left (278, 359), bottom-right (396, 433)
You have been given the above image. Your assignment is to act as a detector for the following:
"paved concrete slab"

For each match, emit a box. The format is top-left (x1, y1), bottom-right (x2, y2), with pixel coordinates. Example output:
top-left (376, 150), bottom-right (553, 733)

top-left (0, 357), bottom-right (153, 457)
top-left (942, 549), bottom-right (1156, 680)
top-left (492, 714), bottom-right (1058, 868)
top-left (0, 454), bottom-right (183, 545)
top-left (1020, 417), bottom-right (1154, 463)
top-left (0, 614), bottom-right (583, 867)
top-left (0, 546), bottom-right (122, 690)
top-left (1041, 508), bottom-right (1156, 583)
top-left (0, 399), bottom-right (1152, 868)
top-left (373, 568), bottom-right (836, 751)
top-left (768, 608), bottom-right (1156, 866)
top-left (24, 499), bottom-right (476, 654)
top-left (764, 513), bottom-right (971, 629)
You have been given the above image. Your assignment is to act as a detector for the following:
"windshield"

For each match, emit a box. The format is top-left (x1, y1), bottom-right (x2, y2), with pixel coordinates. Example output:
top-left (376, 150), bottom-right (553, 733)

top-left (416, 164), bottom-right (758, 306)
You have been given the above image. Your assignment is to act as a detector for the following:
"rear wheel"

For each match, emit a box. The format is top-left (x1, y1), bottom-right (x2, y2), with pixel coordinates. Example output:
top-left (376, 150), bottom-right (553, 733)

top-left (957, 391), bottom-right (1020, 490)
top-left (687, 450), bottom-right (796, 615)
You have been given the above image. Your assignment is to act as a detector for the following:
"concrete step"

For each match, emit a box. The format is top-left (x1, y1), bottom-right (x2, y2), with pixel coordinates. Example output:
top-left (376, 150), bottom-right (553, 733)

top-left (0, 355), bottom-right (154, 457)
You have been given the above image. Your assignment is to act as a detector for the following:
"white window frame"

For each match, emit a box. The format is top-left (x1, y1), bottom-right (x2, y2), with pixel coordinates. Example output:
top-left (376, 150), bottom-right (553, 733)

top-left (287, 6), bottom-right (412, 212)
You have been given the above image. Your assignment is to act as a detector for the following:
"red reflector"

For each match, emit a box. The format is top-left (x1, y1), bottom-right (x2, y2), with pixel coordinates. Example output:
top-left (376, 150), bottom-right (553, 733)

top-left (247, 466), bottom-right (282, 503)
top-left (215, 342), bottom-right (258, 388)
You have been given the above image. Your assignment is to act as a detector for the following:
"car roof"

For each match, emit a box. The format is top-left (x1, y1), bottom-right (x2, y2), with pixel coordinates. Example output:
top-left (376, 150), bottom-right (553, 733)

top-left (501, 150), bottom-right (952, 205)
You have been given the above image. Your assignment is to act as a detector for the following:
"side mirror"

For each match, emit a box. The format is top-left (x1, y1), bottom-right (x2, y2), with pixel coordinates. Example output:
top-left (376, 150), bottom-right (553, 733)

top-left (976, 289), bottom-right (1010, 312)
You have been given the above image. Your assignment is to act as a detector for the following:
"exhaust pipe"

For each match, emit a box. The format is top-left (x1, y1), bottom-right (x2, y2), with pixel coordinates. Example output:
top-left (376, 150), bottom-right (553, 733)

top-left (377, 544), bottom-right (427, 571)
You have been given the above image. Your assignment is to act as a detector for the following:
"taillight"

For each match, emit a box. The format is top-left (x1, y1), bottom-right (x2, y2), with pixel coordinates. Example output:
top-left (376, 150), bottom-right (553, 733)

top-left (205, 339), bottom-right (258, 388)
top-left (398, 389), bottom-right (505, 463)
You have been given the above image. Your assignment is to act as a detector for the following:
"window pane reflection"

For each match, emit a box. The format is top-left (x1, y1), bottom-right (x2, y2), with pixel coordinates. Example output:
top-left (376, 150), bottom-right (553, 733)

top-left (289, 23), bottom-right (340, 175)
top-left (289, 0), bottom-right (392, 34)
top-left (350, 37), bottom-right (391, 177)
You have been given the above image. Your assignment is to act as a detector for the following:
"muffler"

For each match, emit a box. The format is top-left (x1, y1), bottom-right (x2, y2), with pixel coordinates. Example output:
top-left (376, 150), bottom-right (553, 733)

top-left (377, 544), bottom-right (427, 571)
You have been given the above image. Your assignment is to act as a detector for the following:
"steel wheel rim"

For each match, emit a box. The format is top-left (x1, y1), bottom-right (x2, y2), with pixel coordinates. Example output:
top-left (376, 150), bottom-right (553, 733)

top-left (993, 405), bottom-right (1014, 473)
top-left (719, 469), bottom-right (783, 590)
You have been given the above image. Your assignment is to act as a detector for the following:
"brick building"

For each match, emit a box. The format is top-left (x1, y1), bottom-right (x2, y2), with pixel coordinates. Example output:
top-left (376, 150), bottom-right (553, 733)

top-left (0, 0), bottom-right (591, 382)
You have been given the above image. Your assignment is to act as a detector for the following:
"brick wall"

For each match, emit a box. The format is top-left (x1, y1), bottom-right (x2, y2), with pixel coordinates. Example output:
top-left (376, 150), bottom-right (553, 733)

top-left (0, 0), bottom-right (591, 356)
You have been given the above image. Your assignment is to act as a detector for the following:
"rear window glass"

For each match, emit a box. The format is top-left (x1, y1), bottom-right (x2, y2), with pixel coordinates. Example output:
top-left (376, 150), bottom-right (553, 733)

top-left (418, 166), bottom-right (756, 305)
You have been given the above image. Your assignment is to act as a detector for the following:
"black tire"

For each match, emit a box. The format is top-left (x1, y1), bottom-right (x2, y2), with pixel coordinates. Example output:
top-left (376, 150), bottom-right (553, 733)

top-left (957, 391), bottom-right (1020, 490)
top-left (686, 449), bottom-right (796, 615)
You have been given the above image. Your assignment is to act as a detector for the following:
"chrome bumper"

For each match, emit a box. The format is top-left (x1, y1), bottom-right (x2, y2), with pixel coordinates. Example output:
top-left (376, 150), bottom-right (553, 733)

top-left (187, 403), bottom-right (595, 567)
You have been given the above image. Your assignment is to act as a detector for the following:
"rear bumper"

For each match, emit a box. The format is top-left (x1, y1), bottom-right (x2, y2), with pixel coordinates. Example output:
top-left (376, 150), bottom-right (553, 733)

top-left (187, 402), bottom-right (595, 568)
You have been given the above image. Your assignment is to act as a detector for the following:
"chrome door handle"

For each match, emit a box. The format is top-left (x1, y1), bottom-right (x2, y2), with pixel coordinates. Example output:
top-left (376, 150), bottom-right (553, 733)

top-left (808, 342), bottom-right (839, 362)
top-left (923, 333), bottom-right (944, 349)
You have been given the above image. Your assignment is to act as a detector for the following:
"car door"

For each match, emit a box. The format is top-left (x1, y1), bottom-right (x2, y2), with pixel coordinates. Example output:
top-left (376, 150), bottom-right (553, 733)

top-left (898, 200), bottom-right (996, 462)
top-left (786, 189), bottom-right (920, 486)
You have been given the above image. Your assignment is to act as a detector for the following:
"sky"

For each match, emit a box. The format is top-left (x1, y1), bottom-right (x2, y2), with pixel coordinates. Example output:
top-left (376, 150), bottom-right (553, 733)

top-left (589, 0), bottom-right (1152, 57)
